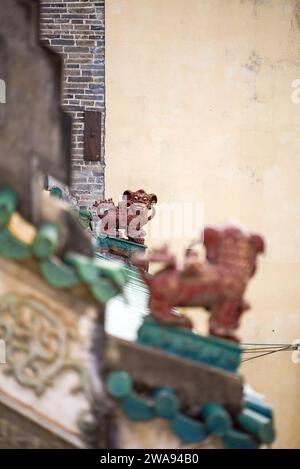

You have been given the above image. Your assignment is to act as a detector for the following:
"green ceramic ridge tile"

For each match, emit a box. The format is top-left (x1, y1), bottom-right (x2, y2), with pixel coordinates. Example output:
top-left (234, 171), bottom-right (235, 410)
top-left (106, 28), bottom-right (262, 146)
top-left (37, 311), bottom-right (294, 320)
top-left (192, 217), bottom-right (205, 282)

top-left (105, 369), bottom-right (275, 447)
top-left (65, 253), bottom-right (100, 283)
top-left (32, 223), bottom-right (60, 259)
top-left (89, 278), bottom-right (121, 304)
top-left (0, 187), bottom-right (17, 228)
top-left (0, 228), bottom-right (31, 261)
top-left (0, 187), bottom-right (128, 305)
top-left (40, 258), bottom-right (81, 289)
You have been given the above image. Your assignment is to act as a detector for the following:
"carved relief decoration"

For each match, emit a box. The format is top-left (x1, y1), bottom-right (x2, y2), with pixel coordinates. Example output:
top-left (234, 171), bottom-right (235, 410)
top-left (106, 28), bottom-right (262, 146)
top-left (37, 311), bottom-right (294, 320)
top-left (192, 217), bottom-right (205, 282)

top-left (0, 293), bottom-right (94, 406)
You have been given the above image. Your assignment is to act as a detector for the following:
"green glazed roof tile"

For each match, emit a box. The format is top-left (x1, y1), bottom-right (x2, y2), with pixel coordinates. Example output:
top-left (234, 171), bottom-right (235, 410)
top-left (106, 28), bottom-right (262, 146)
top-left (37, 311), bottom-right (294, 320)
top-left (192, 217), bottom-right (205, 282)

top-left (0, 187), bottom-right (128, 305)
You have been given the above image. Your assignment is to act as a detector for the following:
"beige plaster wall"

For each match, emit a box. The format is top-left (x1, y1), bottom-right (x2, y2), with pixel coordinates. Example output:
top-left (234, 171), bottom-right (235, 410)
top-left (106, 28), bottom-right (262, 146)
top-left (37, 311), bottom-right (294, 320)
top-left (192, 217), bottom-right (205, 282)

top-left (106, 0), bottom-right (300, 448)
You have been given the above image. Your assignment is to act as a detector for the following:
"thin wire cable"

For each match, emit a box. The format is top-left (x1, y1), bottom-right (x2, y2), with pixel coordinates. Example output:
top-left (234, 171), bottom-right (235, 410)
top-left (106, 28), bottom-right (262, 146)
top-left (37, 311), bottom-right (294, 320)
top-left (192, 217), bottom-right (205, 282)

top-left (241, 345), bottom-right (292, 363)
top-left (242, 345), bottom-right (290, 349)
top-left (242, 345), bottom-right (292, 353)
top-left (242, 349), bottom-right (291, 354)
top-left (241, 342), bottom-right (291, 346)
top-left (242, 345), bottom-right (289, 349)
top-left (241, 341), bottom-right (298, 354)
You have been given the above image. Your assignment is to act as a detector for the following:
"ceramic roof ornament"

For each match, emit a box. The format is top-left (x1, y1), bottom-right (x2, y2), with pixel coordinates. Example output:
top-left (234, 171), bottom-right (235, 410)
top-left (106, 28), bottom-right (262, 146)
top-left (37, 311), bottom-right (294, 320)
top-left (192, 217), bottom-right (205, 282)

top-left (94, 189), bottom-right (157, 245)
top-left (133, 222), bottom-right (265, 342)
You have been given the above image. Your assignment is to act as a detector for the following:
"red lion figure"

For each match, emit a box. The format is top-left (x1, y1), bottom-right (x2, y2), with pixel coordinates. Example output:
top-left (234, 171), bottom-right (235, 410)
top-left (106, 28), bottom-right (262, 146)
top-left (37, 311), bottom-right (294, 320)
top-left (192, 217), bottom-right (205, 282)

top-left (94, 189), bottom-right (157, 245)
top-left (133, 223), bottom-right (265, 342)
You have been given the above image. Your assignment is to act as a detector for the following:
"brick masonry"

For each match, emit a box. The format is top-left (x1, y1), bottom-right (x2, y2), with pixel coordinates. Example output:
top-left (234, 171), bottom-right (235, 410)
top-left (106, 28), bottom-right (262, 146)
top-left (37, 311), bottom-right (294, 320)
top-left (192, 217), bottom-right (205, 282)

top-left (40, 0), bottom-right (105, 209)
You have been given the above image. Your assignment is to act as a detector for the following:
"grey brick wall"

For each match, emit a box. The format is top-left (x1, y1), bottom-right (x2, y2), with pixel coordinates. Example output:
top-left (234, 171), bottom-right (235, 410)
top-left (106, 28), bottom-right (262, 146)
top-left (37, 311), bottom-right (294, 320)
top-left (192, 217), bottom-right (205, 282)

top-left (40, 0), bottom-right (105, 209)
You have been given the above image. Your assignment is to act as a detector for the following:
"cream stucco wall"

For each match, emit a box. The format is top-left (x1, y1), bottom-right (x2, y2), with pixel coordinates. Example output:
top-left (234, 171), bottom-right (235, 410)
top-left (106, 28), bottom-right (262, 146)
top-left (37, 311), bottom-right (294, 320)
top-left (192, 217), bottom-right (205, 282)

top-left (106, 0), bottom-right (300, 448)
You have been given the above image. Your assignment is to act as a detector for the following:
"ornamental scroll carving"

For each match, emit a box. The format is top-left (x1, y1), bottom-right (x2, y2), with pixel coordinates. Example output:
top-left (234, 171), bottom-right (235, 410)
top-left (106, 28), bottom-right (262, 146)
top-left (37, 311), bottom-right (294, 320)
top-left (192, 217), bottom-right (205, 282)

top-left (0, 293), bottom-right (94, 402)
top-left (0, 293), bottom-right (112, 447)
